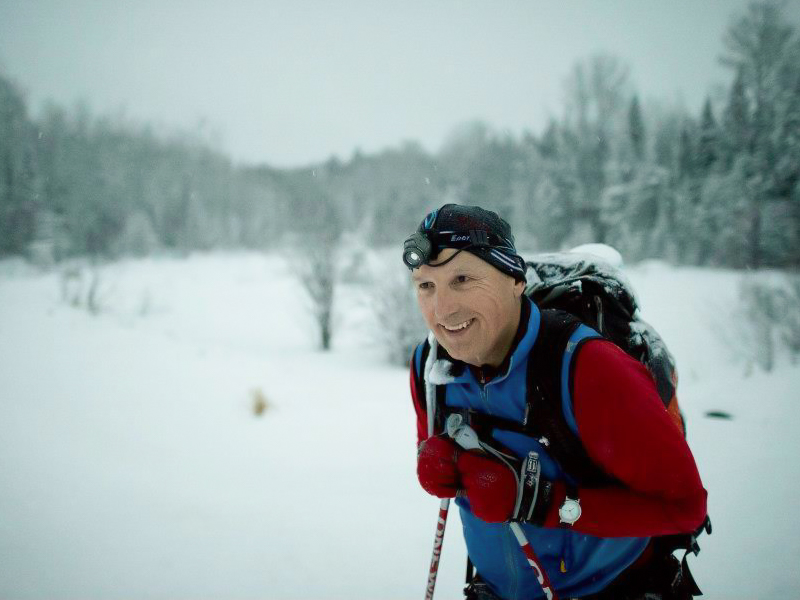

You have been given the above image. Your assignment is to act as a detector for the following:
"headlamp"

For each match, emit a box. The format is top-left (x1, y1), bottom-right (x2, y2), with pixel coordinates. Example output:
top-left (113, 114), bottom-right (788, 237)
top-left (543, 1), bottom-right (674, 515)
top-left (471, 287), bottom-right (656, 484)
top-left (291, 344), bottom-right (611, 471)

top-left (403, 229), bottom-right (513, 270)
top-left (402, 204), bottom-right (525, 281)
top-left (403, 233), bottom-right (432, 269)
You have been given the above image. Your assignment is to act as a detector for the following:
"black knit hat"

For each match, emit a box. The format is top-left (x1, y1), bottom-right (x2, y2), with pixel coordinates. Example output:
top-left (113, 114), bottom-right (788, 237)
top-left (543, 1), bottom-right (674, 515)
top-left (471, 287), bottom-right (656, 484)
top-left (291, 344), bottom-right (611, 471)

top-left (404, 203), bottom-right (526, 282)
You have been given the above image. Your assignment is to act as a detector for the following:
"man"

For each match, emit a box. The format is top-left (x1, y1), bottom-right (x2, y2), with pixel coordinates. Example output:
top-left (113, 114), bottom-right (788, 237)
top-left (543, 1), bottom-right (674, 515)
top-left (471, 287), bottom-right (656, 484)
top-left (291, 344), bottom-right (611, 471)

top-left (405, 204), bottom-right (707, 600)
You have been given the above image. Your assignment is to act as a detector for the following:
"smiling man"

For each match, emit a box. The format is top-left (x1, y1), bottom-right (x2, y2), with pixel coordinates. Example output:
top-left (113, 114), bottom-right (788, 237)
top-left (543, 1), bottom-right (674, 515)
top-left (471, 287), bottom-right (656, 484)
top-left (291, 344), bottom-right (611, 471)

top-left (405, 204), bottom-right (707, 600)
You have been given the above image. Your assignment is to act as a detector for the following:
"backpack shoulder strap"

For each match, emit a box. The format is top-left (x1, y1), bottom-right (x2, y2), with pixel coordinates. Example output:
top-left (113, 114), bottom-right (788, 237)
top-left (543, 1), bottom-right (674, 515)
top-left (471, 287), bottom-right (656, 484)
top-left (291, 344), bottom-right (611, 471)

top-left (414, 339), bottom-right (430, 411)
top-left (528, 308), bottom-right (617, 487)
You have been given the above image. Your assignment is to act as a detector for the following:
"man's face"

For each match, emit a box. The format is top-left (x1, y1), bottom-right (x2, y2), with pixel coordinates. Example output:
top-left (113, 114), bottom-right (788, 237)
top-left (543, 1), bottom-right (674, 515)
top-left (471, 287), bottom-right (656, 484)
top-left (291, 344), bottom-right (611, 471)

top-left (412, 248), bottom-right (525, 367)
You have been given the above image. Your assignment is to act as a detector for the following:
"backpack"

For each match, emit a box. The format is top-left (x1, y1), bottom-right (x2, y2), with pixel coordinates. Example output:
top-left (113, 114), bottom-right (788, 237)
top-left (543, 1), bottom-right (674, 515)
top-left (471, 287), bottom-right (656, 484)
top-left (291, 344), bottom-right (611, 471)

top-left (524, 250), bottom-right (684, 433)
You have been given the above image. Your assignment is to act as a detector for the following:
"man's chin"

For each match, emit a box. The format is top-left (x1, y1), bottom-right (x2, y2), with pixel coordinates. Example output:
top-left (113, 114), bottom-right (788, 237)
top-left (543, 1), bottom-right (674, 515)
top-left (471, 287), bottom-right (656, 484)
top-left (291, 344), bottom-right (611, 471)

top-left (434, 338), bottom-right (478, 366)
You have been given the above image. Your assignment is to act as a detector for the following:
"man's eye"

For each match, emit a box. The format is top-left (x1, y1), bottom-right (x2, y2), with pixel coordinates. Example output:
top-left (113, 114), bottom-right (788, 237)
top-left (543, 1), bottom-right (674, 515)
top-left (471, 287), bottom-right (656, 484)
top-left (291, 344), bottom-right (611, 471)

top-left (454, 275), bottom-right (470, 284)
top-left (418, 282), bottom-right (432, 290)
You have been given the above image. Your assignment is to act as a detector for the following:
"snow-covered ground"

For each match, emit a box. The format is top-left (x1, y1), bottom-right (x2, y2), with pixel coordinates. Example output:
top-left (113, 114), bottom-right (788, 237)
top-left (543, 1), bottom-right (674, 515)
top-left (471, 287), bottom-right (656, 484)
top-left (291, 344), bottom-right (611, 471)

top-left (0, 252), bottom-right (798, 599)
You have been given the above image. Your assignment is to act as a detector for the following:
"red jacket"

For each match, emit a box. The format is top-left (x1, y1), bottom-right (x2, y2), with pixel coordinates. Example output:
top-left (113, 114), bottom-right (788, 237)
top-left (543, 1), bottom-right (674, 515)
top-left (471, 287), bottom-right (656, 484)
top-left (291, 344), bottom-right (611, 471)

top-left (411, 337), bottom-right (708, 538)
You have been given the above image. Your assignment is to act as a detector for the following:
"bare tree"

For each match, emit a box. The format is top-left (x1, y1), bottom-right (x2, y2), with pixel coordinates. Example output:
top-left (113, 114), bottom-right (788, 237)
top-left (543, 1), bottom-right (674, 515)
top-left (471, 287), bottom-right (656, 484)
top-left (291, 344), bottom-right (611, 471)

top-left (295, 239), bottom-right (337, 350)
top-left (291, 190), bottom-right (343, 351)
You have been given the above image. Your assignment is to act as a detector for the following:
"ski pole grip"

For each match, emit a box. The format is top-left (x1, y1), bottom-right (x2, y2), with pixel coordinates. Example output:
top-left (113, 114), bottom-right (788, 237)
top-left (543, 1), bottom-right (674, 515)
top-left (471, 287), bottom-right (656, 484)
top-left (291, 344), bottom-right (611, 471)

top-left (446, 413), bottom-right (483, 452)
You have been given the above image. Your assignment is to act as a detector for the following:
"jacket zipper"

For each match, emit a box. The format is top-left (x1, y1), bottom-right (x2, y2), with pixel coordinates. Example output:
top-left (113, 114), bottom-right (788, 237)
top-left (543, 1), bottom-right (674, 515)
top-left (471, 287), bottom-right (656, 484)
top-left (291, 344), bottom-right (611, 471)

top-left (479, 370), bottom-right (490, 412)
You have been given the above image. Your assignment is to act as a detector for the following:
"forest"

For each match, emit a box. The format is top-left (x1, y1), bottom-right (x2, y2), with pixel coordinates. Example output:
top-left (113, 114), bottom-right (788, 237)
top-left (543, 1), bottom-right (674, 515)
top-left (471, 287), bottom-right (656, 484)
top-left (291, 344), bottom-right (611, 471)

top-left (1, 1), bottom-right (798, 269)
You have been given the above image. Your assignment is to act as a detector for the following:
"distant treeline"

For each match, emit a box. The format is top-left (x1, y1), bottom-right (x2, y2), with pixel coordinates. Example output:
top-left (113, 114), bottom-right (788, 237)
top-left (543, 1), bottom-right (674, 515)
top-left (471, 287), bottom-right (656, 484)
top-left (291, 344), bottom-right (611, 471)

top-left (1, 1), bottom-right (798, 268)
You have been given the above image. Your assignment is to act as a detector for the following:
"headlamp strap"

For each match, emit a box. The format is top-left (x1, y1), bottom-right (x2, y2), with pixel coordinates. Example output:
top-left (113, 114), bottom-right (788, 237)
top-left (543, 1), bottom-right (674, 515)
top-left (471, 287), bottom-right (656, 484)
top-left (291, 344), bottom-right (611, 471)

top-left (435, 230), bottom-right (512, 251)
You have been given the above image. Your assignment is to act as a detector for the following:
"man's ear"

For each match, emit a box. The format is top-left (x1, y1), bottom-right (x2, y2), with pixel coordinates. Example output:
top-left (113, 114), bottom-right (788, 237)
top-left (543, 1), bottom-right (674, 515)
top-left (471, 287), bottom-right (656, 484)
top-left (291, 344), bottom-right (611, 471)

top-left (512, 278), bottom-right (525, 298)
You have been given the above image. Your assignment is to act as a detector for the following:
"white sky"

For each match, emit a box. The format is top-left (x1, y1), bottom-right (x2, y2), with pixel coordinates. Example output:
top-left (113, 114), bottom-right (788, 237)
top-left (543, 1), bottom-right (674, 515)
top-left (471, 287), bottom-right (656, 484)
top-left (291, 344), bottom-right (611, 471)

top-left (2, 0), bottom-right (799, 167)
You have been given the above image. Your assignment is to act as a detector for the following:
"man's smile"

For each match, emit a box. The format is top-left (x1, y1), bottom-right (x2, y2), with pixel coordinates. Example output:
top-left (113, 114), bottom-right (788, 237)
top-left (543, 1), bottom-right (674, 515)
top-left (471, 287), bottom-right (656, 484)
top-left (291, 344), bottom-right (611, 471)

top-left (440, 318), bottom-right (475, 335)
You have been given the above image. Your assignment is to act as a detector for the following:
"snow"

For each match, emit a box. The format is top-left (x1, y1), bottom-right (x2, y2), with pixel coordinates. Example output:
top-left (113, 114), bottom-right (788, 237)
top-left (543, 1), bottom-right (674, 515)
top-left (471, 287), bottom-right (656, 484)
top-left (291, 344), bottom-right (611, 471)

top-left (567, 243), bottom-right (624, 268)
top-left (1, 251), bottom-right (798, 599)
top-left (525, 247), bottom-right (639, 312)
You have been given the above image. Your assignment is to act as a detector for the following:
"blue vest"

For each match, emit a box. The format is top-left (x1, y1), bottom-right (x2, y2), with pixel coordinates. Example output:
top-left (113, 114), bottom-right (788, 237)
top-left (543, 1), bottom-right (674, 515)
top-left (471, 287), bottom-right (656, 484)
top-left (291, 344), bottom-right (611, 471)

top-left (414, 298), bottom-right (649, 600)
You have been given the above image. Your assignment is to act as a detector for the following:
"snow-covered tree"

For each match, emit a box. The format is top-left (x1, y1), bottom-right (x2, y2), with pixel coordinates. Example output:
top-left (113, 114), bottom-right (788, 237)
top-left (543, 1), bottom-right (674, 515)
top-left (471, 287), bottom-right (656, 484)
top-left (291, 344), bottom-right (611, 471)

top-left (697, 99), bottom-right (720, 174)
top-left (628, 95), bottom-right (646, 164)
top-left (0, 72), bottom-right (37, 256)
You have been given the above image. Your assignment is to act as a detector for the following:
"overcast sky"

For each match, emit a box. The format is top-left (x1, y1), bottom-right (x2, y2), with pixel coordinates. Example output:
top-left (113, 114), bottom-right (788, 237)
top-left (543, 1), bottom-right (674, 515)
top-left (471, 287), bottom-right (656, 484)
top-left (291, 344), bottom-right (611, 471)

top-left (2, 0), bottom-right (799, 167)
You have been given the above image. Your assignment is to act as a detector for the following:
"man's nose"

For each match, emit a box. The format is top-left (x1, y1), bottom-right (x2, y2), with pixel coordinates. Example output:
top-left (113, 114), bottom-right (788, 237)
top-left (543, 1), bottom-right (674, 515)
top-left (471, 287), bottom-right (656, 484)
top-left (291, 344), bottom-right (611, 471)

top-left (433, 286), bottom-right (458, 321)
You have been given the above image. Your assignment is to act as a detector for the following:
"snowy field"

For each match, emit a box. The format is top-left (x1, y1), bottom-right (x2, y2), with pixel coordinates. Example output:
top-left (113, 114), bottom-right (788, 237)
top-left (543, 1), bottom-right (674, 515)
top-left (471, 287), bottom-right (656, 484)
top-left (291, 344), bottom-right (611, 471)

top-left (1, 251), bottom-right (798, 600)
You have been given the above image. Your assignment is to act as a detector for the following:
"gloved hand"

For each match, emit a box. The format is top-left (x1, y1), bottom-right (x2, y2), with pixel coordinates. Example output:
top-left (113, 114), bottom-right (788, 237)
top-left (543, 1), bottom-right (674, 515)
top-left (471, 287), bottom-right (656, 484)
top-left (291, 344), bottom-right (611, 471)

top-left (457, 450), bottom-right (518, 522)
top-left (458, 449), bottom-right (555, 524)
top-left (417, 435), bottom-right (461, 498)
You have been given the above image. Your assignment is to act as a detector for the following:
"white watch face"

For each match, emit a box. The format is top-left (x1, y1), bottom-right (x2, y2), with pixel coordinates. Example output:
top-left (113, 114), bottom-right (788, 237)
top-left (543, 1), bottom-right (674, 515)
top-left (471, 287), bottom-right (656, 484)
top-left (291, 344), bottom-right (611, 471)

top-left (559, 499), bottom-right (581, 524)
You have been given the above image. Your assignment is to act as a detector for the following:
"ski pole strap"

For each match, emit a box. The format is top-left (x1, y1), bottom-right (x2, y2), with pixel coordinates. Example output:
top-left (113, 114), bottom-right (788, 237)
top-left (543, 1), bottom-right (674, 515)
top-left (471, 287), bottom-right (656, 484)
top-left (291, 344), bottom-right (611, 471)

top-left (509, 522), bottom-right (560, 600)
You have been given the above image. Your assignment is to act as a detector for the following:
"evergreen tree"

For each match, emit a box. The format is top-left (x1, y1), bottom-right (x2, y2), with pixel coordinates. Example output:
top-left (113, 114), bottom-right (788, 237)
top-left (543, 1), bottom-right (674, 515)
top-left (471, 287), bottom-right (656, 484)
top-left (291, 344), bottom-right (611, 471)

top-left (697, 98), bottom-right (720, 173)
top-left (653, 112), bottom-right (681, 176)
top-left (721, 0), bottom-right (796, 267)
top-left (0, 73), bottom-right (37, 256)
top-left (677, 126), bottom-right (696, 182)
top-left (722, 1), bottom-right (793, 107)
top-left (774, 65), bottom-right (800, 198)
top-left (462, 135), bottom-right (520, 219)
top-left (722, 66), bottom-right (750, 167)
top-left (536, 120), bottom-right (559, 160)
top-left (628, 95), bottom-right (646, 163)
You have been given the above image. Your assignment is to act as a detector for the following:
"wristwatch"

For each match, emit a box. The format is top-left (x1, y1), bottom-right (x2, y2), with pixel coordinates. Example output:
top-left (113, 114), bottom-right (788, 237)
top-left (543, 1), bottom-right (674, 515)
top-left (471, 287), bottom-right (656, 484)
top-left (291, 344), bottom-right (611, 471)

top-left (558, 497), bottom-right (581, 525)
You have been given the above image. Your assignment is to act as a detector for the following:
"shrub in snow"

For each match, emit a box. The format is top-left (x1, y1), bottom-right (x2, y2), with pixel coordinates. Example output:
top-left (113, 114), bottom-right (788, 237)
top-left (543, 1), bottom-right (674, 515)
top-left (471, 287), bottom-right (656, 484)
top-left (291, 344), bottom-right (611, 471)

top-left (59, 261), bottom-right (113, 315)
top-left (337, 232), bottom-right (372, 286)
top-left (733, 276), bottom-right (782, 373)
top-left (368, 260), bottom-right (428, 367)
top-left (60, 265), bottom-right (83, 307)
top-left (778, 275), bottom-right (800, 365)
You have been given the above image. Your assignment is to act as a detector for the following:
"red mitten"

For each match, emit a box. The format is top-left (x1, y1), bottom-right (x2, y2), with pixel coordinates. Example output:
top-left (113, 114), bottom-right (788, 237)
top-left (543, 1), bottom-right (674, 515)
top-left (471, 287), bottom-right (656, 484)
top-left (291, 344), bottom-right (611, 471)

top-left (457, 450), bottom-right (518, 522)
top-left (417, 435), bottom-right (461, 498)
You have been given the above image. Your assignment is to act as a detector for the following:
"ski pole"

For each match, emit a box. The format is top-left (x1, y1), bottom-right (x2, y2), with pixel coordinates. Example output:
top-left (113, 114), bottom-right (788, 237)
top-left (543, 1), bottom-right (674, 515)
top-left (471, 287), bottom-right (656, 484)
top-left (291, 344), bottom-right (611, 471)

top-left (423, 334), bottom-right (448, 600)
top-left (509, 522), bottom-right (559, 600)
top-left (424, 498), bottom-right (450, 600)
